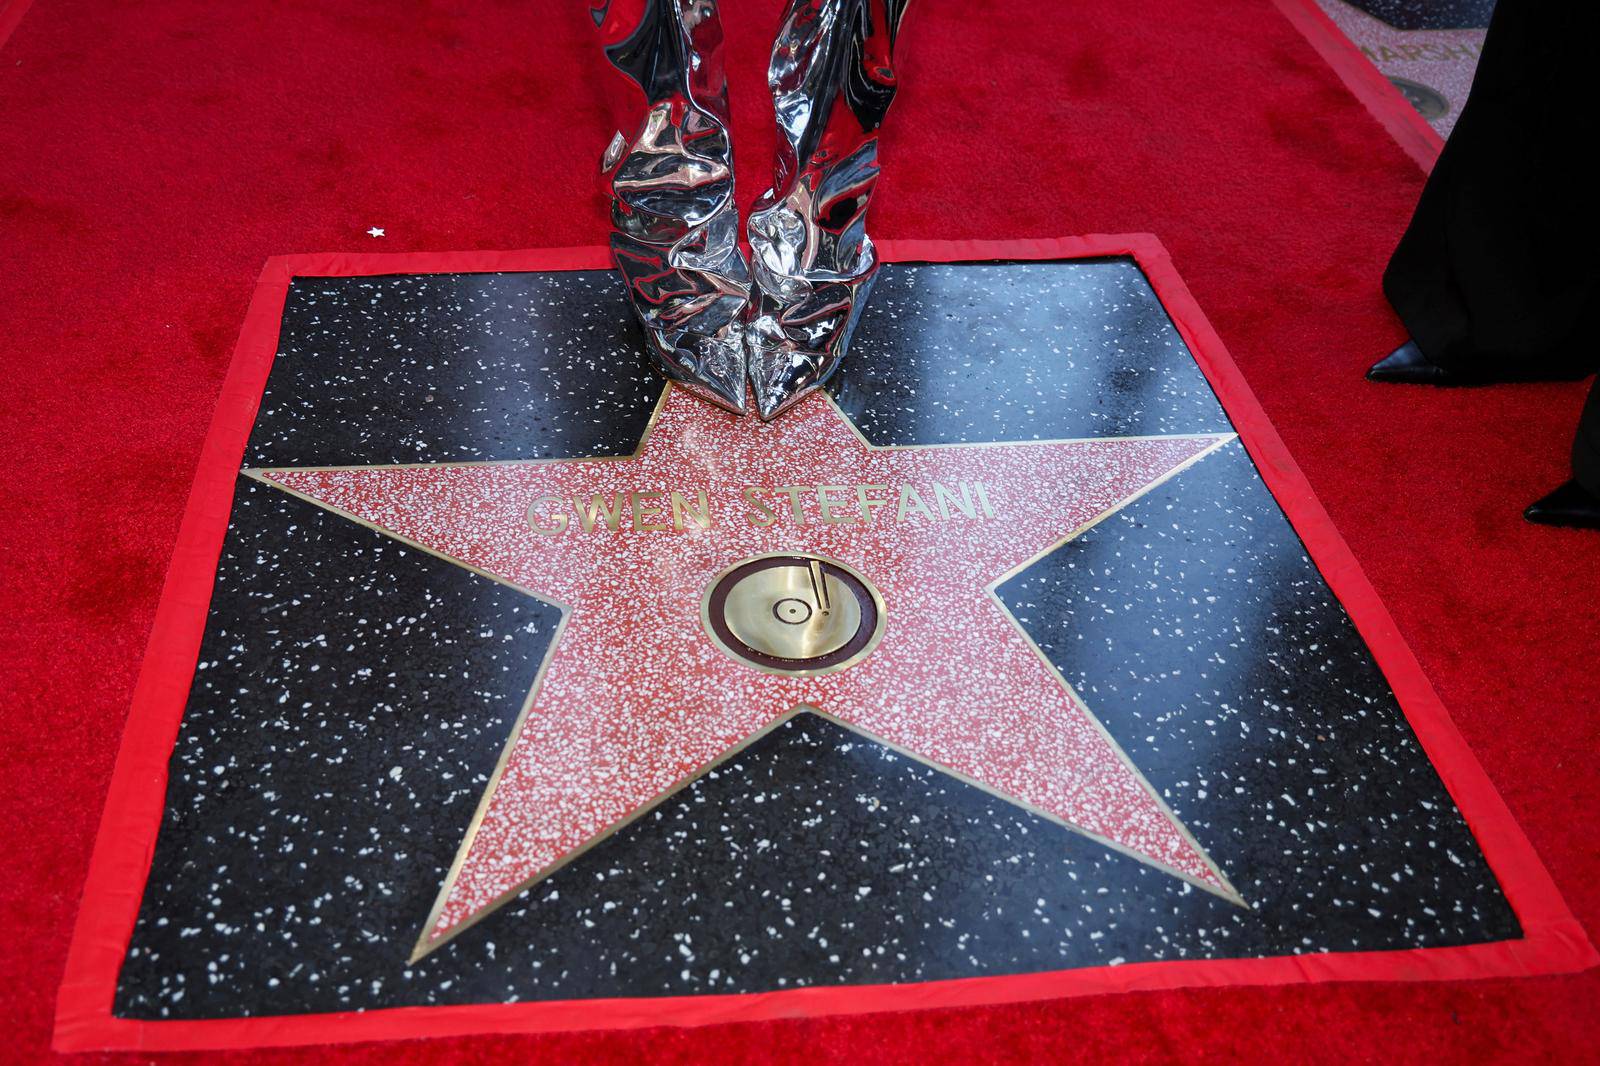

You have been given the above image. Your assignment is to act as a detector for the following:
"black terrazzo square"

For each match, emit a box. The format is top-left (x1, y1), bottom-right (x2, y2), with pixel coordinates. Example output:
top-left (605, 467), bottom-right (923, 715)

top-left (113, 260), bottom-right (1518, 1019)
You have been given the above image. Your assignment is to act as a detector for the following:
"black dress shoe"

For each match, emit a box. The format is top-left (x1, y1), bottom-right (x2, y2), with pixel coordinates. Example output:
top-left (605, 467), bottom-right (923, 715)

top-left (1366, 340), bottom-right (1469, 384)
top-left (1524, 479), bottom-right (1600, 530)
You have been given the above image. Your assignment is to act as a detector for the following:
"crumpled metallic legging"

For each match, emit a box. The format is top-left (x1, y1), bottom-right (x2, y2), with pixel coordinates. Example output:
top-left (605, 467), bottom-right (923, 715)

top-left (591, 0), bottom-right (909, 419)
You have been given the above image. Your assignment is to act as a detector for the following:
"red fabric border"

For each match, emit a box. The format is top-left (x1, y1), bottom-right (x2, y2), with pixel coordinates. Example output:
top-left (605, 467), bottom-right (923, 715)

top-left (1270, 0), bottom-right (1446, 171)
top-left (52, 237), bottom-right (1595, 1052)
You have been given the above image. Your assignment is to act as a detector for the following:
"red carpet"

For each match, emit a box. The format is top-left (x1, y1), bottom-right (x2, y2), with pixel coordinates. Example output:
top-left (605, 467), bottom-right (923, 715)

top-left (1, 0), bottom-right (1595, 1061)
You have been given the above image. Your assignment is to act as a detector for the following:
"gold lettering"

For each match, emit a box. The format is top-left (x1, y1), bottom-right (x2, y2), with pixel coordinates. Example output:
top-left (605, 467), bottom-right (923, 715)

top-left (533, 482), bottom-right (994, 534)
top-left (671, 489), bottom-right (711, 531)
top-left (817, 485), bottom-right (860, 524)
top-left (631, 490), bottom-right (668, 532)
top-left (576, 491), bottom-right (629, 532)
top-left (777, 485), bottom-right (810, 524)
top-left (527, 494), bottom-right (568, 536)
top-left (856, 484), bottom-right (891, 524)
top-left (742, 486), bottom-right (778, 526)
top-left (934, 481), bottom-right (977, 520)
top-left (973, 481), bottom-right (996, 518)
top-left (896, 485), bottom-right (934, 523)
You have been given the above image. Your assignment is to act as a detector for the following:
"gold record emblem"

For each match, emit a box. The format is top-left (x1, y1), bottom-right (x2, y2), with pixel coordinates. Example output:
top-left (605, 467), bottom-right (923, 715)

top-left (701, 553), bottom-right (885, 675)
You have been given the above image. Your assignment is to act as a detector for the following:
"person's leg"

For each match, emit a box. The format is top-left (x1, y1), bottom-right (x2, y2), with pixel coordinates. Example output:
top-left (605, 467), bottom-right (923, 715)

top-left (1370, 2), bottom-right (1600, 385)
top-left (1525, 381), bottom-right (1600, 530)
top-left (594, 0), bottom-right (751, 414)
top-left (744, 0), bottom-right (911, 420)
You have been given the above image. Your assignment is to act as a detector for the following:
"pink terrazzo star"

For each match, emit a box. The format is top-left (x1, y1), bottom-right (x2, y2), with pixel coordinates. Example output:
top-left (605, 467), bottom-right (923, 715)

top-left (253, 388), bottom-right (1242, 958)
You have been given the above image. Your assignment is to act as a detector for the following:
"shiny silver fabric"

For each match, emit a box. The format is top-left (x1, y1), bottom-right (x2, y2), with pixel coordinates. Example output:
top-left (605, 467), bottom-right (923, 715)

top-left (746, 0), bottom-right (910, 419)
top-left (594, 0), bottom-right (751, 414)
top-left (589, 0), bottom-right (908, 419)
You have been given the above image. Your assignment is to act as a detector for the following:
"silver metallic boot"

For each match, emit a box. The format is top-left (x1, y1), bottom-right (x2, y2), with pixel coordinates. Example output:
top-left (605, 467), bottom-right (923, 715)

top-left (746, 0), bottom-right (910, 420)
top-left (596, 0), bottom-right (752, 414)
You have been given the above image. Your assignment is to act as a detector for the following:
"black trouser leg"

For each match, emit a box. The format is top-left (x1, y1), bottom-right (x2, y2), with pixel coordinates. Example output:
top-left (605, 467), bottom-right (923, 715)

top-left (1382, 2), bottom-right (1600, 380)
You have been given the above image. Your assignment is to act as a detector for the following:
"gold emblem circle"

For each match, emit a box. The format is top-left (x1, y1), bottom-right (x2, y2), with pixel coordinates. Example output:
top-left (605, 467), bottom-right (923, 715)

top-left (700, 553), bottom-right (886, 676)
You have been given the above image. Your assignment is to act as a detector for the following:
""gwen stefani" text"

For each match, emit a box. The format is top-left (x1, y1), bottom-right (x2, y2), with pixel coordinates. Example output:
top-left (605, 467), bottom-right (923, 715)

top-left (526, 482), bottom-right (997, 535)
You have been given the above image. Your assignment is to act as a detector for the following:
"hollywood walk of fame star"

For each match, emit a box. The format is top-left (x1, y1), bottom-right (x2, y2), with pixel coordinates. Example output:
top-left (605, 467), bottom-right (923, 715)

top-left (248, 387), bottom-right (1243, 960)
